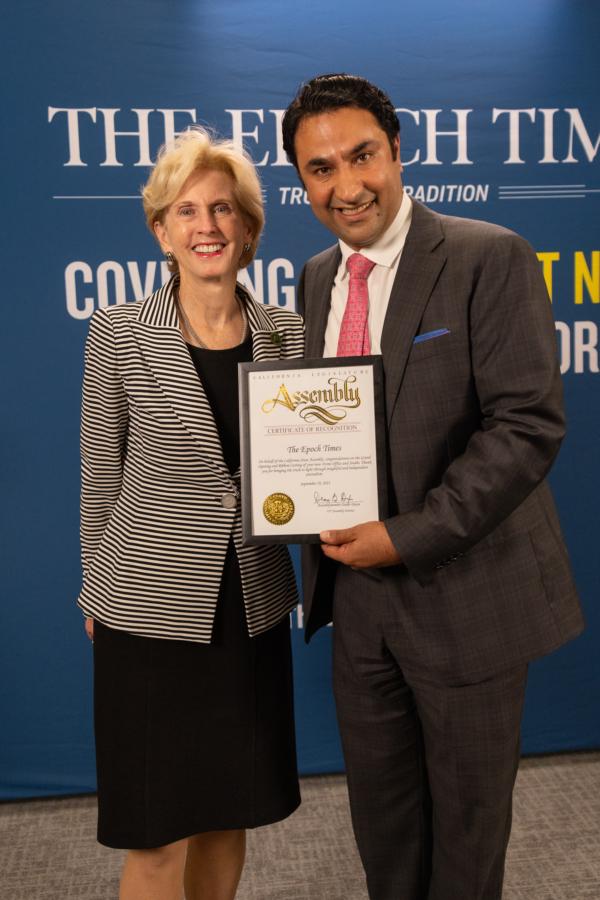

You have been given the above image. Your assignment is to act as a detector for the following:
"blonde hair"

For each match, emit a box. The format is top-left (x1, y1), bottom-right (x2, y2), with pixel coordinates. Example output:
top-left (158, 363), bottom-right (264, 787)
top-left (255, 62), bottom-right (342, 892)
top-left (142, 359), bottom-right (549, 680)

top-left (142, 127), bottom-right (264, 271)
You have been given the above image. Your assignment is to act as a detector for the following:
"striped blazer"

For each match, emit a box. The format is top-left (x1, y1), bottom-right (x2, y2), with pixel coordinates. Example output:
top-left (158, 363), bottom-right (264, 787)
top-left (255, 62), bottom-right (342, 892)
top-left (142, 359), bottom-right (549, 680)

top-left (78, 276), bottom-right (304, 642)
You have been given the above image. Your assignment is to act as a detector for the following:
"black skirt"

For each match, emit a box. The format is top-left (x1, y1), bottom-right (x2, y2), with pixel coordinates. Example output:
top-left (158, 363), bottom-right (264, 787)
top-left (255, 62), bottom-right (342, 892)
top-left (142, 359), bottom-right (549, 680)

top-left (93, 541), bottom-right (300, 849)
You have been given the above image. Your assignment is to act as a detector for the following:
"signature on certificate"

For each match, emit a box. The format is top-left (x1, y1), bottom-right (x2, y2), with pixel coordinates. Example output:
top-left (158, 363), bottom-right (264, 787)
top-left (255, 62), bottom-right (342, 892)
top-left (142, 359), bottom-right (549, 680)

top-left (313, 491), bottom-right (356, 507)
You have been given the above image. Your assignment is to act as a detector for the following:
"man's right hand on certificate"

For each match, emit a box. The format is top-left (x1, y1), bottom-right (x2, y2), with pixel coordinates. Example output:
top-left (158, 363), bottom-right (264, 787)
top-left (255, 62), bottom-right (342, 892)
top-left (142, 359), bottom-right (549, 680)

top-left (320, 521), bottom-right (401, 569)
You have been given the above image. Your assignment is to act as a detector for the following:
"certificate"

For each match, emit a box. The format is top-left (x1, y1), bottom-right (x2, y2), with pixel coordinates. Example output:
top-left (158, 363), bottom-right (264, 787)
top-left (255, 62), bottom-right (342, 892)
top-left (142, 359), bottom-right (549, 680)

top-left (239, 356), bottom-right (387, 544)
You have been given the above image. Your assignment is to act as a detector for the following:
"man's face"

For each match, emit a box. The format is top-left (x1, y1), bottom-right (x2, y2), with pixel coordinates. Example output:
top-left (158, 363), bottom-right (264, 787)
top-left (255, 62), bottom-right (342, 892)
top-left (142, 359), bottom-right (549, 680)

top-left (294, 106), bottom-right (403, 250)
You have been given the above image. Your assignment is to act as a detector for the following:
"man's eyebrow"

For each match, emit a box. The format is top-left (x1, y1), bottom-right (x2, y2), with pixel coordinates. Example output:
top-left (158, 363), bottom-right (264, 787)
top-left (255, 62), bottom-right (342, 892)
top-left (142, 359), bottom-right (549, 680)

top-left (347, 140), bottom-right (377, 157)
top-left (305, 155), bottom-right (332, 169)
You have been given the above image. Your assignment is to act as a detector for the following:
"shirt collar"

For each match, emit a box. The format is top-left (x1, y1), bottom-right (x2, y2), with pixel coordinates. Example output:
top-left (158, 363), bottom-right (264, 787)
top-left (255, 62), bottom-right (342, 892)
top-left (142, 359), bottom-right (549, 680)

top-left (338, 192), bottom-right (412, 274)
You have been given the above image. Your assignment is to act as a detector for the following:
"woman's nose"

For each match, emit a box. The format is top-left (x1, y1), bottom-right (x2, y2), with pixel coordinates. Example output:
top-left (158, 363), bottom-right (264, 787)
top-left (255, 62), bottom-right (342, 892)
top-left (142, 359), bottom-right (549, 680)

top-left (195, 209), bottom-right (217, 232)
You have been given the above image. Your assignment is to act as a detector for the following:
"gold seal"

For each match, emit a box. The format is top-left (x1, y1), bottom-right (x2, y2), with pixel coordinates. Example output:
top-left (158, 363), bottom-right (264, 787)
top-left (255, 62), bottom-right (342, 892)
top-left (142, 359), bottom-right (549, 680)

top-left (263, 492), bottom-right (295, 525)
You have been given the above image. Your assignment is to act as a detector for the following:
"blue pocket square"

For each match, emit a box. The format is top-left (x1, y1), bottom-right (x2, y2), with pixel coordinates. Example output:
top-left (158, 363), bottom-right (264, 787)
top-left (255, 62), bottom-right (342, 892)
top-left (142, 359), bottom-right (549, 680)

top-left (413, 328), bottom-right (450, 344)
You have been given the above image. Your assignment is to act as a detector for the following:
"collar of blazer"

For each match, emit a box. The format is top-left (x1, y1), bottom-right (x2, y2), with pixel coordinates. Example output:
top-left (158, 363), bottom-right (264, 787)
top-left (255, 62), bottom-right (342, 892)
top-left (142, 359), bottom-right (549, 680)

top-left (131, 275), bottom-right (289, 485)
top-left (136, 273), bottom-right (283, 337)
top-left (304, 200), bottom-right (447, 425)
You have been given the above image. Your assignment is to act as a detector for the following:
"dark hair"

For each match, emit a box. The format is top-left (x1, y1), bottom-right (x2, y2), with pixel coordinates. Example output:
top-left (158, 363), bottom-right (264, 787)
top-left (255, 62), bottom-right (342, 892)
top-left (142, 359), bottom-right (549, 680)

top-left (282, 73), bottom-right (400, 169)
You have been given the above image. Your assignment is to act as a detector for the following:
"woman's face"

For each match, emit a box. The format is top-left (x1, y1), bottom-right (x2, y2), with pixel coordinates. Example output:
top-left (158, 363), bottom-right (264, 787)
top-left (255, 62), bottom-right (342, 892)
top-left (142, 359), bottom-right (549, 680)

top-left (154, 169), bottom-right (252, 291)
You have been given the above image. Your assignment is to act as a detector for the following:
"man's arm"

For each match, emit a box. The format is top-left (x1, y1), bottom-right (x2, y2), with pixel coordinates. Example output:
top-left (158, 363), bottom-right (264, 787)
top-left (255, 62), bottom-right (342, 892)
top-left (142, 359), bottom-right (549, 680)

top-left (323, 232), bottom-right (565, 577)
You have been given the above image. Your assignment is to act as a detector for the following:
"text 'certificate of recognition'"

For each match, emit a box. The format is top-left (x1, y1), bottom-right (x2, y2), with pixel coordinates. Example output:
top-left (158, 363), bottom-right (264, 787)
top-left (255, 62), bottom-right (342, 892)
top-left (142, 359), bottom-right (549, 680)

top-left (239, 356), bottom-right (387, 544)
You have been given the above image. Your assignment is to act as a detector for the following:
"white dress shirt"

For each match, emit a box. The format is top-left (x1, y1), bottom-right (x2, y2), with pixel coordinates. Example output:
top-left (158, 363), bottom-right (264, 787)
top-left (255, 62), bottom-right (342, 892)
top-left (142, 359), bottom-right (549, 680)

top-left (323, 192), bottom-right (413, 357)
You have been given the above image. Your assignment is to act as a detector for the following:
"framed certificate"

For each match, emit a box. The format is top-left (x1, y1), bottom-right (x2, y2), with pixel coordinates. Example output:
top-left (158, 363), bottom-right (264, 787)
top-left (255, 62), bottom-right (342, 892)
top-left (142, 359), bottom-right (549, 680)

top-left (239, 356), bottom-right (388, 544)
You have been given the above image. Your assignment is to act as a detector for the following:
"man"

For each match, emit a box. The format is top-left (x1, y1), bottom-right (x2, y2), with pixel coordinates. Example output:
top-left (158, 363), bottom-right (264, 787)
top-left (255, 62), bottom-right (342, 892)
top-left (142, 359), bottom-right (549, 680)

top-left (282, 74), bottom-right (583, 900)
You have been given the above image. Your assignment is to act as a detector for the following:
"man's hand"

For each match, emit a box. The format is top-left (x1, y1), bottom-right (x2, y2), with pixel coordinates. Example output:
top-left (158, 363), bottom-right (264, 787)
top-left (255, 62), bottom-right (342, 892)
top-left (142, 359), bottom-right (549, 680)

top-left (320, 521), bottom-right (401, 569)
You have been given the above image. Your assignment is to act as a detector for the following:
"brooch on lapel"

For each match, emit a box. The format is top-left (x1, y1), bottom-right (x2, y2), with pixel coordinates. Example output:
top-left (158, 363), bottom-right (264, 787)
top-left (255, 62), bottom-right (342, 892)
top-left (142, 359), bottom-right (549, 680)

top-left (269, 332), bottom-right (282, 345)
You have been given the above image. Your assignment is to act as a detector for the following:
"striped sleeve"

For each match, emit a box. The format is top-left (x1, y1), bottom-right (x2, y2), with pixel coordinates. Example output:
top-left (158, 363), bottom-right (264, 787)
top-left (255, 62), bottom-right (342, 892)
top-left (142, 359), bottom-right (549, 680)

top-left (80, 309), bottom-right (128, 578)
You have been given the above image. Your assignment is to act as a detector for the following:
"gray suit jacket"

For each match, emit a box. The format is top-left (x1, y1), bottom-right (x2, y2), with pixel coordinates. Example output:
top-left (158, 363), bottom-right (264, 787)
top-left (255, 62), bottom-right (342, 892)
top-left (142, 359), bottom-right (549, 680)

top-left (299, 201), bottom-right (583, 681)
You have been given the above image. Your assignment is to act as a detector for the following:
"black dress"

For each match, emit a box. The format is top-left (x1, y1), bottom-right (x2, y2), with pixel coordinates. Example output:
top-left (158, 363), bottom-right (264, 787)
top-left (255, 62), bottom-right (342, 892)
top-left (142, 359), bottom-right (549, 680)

top-left (93, 336), bottom-right (300, 849)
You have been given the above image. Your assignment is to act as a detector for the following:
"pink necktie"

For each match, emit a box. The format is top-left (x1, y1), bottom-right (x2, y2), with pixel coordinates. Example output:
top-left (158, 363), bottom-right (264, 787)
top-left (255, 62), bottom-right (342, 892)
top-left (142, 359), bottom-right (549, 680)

top-left (337, 253), bottom-right (376, 356)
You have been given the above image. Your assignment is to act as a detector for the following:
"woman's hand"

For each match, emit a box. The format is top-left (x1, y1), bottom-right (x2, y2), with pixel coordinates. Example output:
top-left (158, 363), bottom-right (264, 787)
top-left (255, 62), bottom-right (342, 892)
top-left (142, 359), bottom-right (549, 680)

top-left (84, 617), bottom-right (94, 642)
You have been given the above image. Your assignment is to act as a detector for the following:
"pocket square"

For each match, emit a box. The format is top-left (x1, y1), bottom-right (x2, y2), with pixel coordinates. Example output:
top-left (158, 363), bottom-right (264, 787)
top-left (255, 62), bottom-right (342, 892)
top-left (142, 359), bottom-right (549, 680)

top-left (413, 328), bottom-right (450, 344)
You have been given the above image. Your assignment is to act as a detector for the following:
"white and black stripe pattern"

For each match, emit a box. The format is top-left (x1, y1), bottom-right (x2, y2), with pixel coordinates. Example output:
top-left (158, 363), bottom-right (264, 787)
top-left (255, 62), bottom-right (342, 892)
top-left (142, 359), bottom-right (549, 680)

top-left (79, 276), bottom-right (304, 642)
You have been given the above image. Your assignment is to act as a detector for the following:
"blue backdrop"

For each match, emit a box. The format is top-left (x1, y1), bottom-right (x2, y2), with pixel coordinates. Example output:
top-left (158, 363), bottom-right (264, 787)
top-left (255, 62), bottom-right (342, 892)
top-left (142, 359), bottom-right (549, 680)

top-left (2, 0), bottom-right (599, 798)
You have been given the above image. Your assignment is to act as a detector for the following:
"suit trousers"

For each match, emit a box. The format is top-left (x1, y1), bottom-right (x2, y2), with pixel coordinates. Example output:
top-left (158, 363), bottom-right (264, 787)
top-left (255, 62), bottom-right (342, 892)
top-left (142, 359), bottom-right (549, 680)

top-left (332, 567), bottom-right (528, 900)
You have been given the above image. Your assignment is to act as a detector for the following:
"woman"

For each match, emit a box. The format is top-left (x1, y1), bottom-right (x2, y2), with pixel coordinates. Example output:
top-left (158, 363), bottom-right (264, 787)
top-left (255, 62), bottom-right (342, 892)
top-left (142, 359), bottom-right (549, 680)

top-left (79, 127), bottom-right (303, 900)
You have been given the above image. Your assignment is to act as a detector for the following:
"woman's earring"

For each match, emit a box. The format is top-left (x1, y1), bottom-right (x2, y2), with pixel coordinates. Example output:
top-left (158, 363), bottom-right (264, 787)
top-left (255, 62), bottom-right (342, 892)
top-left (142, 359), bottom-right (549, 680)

top-left (165, 251), bottom-right (175, 265)
top-left (243, 243), bottom-right (251, 254)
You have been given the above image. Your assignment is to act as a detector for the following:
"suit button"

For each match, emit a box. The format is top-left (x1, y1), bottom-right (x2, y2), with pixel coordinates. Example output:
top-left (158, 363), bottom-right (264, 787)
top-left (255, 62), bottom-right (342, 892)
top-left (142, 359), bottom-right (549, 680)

top-left (270, 332), bottom-right (282, 345)
top-left (221, 492), bottom-right (237, 509)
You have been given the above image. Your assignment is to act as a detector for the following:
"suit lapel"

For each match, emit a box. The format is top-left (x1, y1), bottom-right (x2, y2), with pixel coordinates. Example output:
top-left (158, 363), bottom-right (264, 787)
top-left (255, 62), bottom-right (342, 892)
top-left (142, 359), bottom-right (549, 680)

top-left (240, 283), bottom-right (293, 363)
top-left (380, 202), bottom-right (446, 423)
top-left (132, 278), bottom-right (290, 483)
top-left (304, 204), bottom-right (446, 424)
top-left (304, 247), bottom-right (341, 359)
top-left (132, 278), bottom-right (230, 481)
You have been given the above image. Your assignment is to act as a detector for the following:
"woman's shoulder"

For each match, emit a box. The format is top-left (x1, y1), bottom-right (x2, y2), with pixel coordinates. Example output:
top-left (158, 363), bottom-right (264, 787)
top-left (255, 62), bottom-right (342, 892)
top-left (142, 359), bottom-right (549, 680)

top-left (91, 300), bottom-right (142, 324)
top-left (88, 276), bottom-right (177, 334)
top-left (86, 299), bottom-right (141, 342)
top-left (239, 284), bottom-right (303, 331)
top-left (260, 303), bottom-right (304, 330)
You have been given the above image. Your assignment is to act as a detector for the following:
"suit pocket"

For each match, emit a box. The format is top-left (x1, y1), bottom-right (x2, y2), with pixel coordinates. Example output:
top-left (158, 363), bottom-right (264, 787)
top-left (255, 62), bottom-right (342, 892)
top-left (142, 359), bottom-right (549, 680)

top-left (528, 521), bottom-right (576, 609)
top-left (404, 329), bottom-right (461, 367)
top-left (425, 531), bottom-right (556, 666)
top-left (413, 328), bottom-right (451, 345)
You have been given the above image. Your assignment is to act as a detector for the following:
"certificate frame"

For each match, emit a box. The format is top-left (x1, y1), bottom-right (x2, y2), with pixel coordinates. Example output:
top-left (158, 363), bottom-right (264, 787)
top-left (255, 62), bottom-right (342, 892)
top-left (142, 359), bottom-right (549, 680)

top-left (238, 355), bottom-right (388, 545)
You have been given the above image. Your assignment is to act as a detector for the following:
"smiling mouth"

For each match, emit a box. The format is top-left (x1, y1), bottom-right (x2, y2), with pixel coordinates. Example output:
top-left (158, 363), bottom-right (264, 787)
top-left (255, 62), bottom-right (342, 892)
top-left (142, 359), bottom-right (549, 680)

top-left (333, 200), bottom-right (375, 217)
top-left (192, 243), bottom-right (225, 255)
